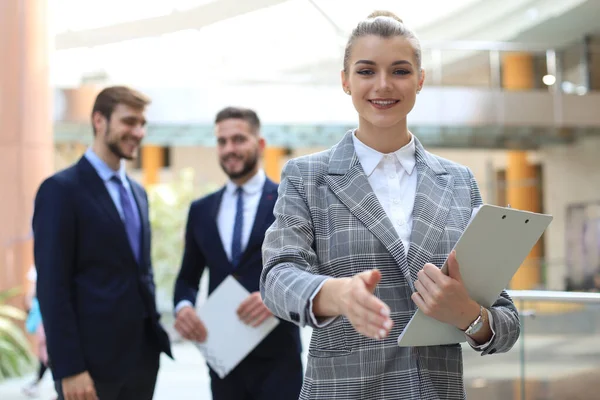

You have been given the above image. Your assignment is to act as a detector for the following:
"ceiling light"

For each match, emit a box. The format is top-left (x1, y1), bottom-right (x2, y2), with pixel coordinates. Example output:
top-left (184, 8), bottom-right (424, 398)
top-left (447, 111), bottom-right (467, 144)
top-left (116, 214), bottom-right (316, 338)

top-left (542, 74), bottom-right (556, 86)
top-left (561, 81), bottom-right (575, 93)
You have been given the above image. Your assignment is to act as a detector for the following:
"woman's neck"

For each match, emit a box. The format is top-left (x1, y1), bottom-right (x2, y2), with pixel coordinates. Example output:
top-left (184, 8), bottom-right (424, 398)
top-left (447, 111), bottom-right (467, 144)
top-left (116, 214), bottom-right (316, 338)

top-left (355, 118), bottom-right (411, 153)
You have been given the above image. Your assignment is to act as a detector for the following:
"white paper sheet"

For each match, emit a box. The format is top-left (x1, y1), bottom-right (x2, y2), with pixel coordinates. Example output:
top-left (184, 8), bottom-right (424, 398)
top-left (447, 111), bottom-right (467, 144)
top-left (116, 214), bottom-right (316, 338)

top-left (194, 276), bottom-right (279, 378)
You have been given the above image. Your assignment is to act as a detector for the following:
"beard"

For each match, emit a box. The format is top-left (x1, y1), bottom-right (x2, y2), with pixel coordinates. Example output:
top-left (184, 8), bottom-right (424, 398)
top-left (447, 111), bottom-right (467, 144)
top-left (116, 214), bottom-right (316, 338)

top-left (105, 127), bottom-right (138, 161)
top-left (219, 150), bottom-right (259, 180)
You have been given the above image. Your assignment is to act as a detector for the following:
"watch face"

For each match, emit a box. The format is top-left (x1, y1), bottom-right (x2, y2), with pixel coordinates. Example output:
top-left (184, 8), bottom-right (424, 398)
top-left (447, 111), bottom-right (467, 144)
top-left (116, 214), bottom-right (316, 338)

top-left (467, 320), bottom-right (483, 335)
top-left (466, 310), bottom-right (484, 335)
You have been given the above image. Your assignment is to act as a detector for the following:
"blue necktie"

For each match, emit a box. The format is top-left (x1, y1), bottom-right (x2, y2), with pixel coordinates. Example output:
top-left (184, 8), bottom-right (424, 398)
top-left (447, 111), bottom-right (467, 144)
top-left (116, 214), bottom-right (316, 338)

top-left (231, 187), bottom-right (244, 268)
top-left (111, 175), bottom-right (141, 264)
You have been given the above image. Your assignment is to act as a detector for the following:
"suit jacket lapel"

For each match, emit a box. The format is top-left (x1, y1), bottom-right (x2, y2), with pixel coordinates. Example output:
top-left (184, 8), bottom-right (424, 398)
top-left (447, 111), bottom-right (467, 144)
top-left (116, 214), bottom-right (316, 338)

top-left (324, 132), bottom-right (413, 286)
top-left (77, 157), bottom-right (137, 264)
top-left (406, 138), bottom-right (454, 281)
top-left (209, 188), bottom-right (231, 267)
top-left (130, 180), bottom-right (149, 266)
top-left (238, 179), bottom-right (277, 268)
top-left (78, 157), bottom-right (123, 226)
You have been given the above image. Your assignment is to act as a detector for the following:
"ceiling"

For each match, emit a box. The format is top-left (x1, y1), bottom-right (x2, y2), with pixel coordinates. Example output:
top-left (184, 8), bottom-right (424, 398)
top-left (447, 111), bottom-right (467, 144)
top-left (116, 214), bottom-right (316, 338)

top-left (49, 0), bottom-right (600, 87)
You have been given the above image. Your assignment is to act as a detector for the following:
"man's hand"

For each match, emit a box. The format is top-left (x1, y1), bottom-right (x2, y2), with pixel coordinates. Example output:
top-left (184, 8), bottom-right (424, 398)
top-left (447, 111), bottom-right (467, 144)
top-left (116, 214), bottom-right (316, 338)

top-left (411, 250), bottom-right (480, 330)
top-left (174, 305), bottom-right (208, 342)
top-left (337, 269), bottom-right (393, 340)
top-left (61, 371), bottom-right (98, 400)
top-left (237, 292), bottom-right (272, 327)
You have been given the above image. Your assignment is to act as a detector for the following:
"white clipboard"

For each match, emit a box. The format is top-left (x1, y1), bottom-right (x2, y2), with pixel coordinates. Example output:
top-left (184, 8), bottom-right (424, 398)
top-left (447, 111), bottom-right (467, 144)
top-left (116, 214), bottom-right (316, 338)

top-left (397, 204), bottom-right (553, 347)
top-left (194, 276), bottom-right (279, 378)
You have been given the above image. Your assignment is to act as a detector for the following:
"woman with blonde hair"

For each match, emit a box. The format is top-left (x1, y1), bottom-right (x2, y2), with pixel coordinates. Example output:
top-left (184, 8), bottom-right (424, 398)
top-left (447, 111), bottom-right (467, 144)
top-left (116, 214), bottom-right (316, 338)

top-left (261, 11), bottom-right (520, 399)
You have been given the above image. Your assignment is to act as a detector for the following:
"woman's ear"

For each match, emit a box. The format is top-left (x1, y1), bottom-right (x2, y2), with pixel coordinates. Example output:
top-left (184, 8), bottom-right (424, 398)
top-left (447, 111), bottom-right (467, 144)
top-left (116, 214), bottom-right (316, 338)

top-left (341, 69), bottom-right (351, 95)
top-left (418, 69), bottom-right (426, 93)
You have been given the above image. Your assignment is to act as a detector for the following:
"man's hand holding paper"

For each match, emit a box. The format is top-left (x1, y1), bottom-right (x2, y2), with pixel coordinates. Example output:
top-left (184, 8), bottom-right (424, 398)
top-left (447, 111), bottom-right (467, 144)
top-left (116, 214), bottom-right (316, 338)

top-left (175, 306), bottom-right (208, 343)
top-left (237, 291), bottom-right (273, 327)
top-left (175, 290), bottom-right (274, 343)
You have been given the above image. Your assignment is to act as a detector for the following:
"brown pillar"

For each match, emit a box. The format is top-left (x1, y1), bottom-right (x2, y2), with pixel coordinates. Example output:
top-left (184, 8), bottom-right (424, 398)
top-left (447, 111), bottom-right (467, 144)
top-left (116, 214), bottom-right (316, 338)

top-left (142, 145), bottom-right (164, 187)
top-left (0, 0), bottom-right (53, 295)
top-left (264, 147), bottom-right (286, 183)
top-left (502, 53), bottom-right (542, 290)
top-left (502, 53), bottom-right (535, 90)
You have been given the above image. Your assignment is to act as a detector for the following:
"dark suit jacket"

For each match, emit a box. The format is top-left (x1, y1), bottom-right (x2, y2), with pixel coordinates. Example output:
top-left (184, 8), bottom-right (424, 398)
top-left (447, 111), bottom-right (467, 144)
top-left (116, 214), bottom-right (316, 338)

top-left (32, 156), bottom-right (172, 382)
top-left (173, 178), bottom-right (302, 360)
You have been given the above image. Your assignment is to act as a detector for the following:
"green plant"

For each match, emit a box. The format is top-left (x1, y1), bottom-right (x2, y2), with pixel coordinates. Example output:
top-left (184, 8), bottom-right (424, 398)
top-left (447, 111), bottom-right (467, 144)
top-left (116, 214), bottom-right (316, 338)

top-left (148, 168), bottom-right (217, 311)
top-left (0, 287), bottom-right (34, 381)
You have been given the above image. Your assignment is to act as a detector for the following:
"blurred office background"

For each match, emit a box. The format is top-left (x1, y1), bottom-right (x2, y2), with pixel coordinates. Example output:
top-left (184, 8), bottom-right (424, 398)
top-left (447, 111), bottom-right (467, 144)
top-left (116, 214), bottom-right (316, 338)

top-left (1, 0), bottom-right (600, 398)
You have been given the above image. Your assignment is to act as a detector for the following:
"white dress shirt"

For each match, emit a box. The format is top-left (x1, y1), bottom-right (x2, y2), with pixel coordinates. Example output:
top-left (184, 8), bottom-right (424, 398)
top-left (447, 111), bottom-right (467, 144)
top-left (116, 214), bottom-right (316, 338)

top-left (84, 148), bottom-right (140, 222)
top-left (174, 169), bottom-right (266, 315)
top-left (309, 132), bottom-right (494, 348)
top-left (217, 169), bottom-right (266, 261)
top-left (352, 132), bottom-right (418, 254)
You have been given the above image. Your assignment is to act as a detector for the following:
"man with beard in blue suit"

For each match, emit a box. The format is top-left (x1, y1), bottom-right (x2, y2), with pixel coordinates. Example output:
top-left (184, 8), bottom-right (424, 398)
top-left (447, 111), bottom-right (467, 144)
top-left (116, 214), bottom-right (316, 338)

top-left (33, 86), bottom-right (172, 400)
top-left (173, 107), bottom-right (302, 400)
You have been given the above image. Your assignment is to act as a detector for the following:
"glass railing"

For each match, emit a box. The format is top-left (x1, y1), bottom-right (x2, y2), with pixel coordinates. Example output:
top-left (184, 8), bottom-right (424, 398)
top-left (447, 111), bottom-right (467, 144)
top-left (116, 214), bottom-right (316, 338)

top-left (464, 290), bottom-right (600, 400)
top-left (419, 39), bottom-right (600, 93)
top-left (1, 287), bottom-right (598, 398)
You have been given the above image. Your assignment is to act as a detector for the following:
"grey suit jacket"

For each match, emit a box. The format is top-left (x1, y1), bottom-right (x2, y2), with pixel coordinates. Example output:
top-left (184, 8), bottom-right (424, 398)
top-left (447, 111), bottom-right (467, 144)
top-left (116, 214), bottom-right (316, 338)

top-left (261, 131), bottom-right (520, 400)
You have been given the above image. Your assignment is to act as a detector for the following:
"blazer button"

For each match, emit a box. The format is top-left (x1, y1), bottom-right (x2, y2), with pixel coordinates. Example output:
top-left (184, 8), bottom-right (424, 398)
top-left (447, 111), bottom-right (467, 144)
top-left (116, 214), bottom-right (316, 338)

top-left (289, 312), bottom-right (300, 322)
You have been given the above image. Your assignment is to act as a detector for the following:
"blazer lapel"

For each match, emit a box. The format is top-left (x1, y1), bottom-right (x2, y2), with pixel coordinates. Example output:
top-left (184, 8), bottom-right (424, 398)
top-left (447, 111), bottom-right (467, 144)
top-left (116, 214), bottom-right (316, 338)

top-left (406, 138), bottom-right (454, 281)
top-left (324, 132), bottom-right (413, 286)
top-left (209, 188), bottom-right (231, 267)
top-left (130, 180), bottom-right (149, 266)
top-left (77, 157), bottom-right (137, 263)
top-left (78, 157), bottom-right (123, 226)
top-left (237, 179), bottom-right (277, 268)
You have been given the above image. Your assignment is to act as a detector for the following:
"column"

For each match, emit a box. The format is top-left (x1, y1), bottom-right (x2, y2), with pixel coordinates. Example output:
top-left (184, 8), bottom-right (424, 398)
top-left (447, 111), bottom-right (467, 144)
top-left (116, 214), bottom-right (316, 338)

top-left (0, 0), bottom-right (54, 293)
top-left (263, 147), bottom-right (286, 183)
top-left (142, 145), bottom-right (164, 186)
top-left (502, 53), bottom-right (543, 290)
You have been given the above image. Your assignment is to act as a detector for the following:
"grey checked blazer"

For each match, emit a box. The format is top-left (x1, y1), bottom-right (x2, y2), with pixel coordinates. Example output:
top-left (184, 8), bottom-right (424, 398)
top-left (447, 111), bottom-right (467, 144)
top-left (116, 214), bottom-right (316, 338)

top-left (261, 131), bottom-right (520, 400)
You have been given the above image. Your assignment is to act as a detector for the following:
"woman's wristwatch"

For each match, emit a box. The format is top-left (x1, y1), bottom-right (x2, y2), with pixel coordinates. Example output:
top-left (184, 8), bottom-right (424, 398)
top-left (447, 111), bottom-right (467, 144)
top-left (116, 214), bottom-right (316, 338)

top-left (462, 305), bottom-right (487, 336)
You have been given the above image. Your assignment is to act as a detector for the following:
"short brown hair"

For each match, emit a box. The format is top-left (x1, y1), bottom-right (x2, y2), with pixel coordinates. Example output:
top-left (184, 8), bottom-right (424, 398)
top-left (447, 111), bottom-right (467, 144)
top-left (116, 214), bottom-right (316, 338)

top-left (91, 86), bottom-right (151, 134)
top-left (215, 106), bottom-right (260, 133)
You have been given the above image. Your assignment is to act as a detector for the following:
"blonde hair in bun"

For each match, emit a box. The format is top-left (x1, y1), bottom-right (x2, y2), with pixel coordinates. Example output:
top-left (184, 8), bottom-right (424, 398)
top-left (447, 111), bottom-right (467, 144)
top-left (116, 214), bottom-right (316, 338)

top-left (343, 10), bottom-right (421, 72)
top-left (367, 10), bottom-right (403, 23)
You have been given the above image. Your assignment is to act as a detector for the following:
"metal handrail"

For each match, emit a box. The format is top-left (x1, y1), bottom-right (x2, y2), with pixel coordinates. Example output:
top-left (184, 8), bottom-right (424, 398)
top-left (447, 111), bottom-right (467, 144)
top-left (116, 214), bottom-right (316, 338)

top-left (507, 290), bottom-right (600, 304)
top-left (504, 289), bottom-right (600, 400)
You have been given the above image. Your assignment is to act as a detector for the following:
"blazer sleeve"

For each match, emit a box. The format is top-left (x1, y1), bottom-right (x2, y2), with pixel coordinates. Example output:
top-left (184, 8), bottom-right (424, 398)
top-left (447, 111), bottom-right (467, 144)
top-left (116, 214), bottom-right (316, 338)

top-left (468, 168), bottom-right (521, 355)
top-left (260, 160), bottom-right (331, 328)
top-left (173, 203), bottom-right (206, 308)
top-left (32, 177), bottom-right (87, 379)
